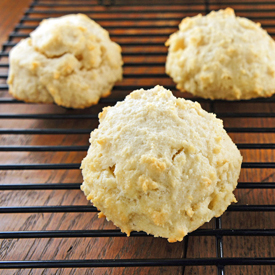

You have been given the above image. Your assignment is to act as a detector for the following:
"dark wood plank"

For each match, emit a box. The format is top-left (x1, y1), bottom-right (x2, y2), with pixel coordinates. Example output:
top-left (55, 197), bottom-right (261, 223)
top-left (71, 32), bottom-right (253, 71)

top-left (1, 1), bottom-right (275, 275)
top-left (0, 0), bottom-right (32, 47)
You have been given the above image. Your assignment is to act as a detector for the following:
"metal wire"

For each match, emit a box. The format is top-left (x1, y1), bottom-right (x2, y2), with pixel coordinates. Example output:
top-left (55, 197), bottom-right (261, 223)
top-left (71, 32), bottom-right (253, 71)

top-left (0, 258), bottom-right (275, 269)
top-left (0, 181), bottom-right (275, 191)
top-left (0, 162), bottom-right (274, 170)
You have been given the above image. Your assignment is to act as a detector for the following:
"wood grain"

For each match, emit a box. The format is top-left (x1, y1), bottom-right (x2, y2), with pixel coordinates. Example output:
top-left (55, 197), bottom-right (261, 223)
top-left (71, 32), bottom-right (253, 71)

top-left (0, 1), bottom-right (275, 275)
top-left (0, 0), bottom-right (32, 47)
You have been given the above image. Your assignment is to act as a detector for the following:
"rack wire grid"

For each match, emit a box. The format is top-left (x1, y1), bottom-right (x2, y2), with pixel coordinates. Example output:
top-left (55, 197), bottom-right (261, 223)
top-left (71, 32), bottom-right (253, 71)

top-left (0, 0), bottom-right (275, 274)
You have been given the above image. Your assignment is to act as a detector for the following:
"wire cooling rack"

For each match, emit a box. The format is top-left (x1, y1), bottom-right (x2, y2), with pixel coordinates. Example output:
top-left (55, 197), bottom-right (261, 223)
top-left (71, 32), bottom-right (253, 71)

top-left (0, 0), bottom-right (275, 274)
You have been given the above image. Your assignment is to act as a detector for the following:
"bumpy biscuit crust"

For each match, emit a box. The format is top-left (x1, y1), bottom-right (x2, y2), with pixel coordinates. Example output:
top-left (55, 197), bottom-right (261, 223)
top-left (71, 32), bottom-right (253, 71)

top-left (81, 85), bottom-right (242, 242)
top-left (166, 8), bottom-right (275, 100)
top-left (8, 14), bottom-right (123, 108)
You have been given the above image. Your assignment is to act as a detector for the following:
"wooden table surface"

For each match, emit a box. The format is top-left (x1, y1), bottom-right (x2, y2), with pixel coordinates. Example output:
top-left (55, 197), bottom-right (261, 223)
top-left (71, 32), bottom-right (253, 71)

top-left (0, 0), bottom-right (32, 46)
top-left (0, 1), bottom-right (275, 275)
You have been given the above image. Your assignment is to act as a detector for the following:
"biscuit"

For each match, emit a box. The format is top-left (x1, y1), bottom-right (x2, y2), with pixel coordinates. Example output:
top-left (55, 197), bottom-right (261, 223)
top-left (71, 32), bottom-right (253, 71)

top-left (81, 85), bottom-right (242, 242)
top-left (166, 8), bottom-right (275, 100)
top-left (8, 14), bottom-right (123, 108)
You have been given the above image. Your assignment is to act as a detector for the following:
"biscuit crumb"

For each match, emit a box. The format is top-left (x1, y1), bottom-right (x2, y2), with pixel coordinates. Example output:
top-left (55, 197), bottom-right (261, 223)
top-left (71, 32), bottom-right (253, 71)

top-left (98, 212), bottom-right (105, 218)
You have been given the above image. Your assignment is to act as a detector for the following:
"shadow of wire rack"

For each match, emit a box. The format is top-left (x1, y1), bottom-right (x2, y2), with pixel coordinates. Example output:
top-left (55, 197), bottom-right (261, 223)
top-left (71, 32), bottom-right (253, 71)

top-left (0, 0), bottom-right (275, 274)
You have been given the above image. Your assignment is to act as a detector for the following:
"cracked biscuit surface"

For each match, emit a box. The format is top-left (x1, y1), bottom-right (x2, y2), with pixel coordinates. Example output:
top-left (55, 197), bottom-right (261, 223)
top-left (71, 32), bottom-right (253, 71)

top-left (81, 85), bottom-right (242, 242)
top-left (166, 8), bottom-right (275, 100)
top-left (8, 14), bottom-right (123, 108)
